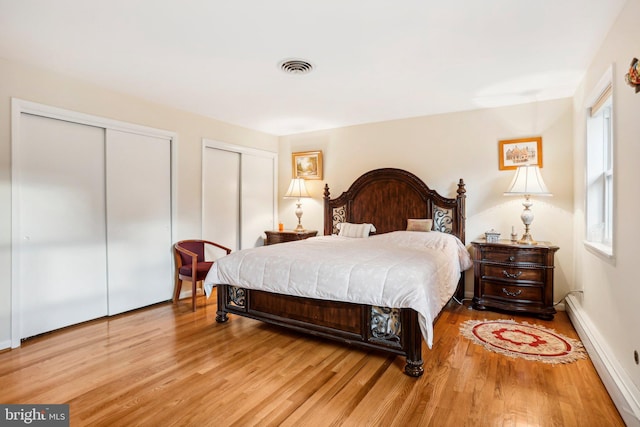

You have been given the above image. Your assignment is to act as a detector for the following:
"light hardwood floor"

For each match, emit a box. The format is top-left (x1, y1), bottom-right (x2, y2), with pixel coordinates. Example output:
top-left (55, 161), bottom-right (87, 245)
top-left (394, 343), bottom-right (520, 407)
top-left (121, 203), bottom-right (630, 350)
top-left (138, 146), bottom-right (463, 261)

top-left (0, 293), bottom-right (623, 426)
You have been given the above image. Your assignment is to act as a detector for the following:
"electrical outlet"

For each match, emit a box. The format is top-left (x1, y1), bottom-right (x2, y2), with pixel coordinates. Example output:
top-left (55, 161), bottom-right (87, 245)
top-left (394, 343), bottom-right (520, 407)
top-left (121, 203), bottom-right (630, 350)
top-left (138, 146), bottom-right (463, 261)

top-left (634, 350), bottom-right (639, 365)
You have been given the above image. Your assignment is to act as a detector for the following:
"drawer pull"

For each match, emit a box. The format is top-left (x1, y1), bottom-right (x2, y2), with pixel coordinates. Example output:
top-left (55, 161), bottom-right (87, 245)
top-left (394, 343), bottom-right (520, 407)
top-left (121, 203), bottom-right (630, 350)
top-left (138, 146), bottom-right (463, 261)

top-left (508, 256), bottom-right (515, 262)
top-left (502, 288), bottom-right (522, 297)
top-left (502, 270), bottom-right (522, 279)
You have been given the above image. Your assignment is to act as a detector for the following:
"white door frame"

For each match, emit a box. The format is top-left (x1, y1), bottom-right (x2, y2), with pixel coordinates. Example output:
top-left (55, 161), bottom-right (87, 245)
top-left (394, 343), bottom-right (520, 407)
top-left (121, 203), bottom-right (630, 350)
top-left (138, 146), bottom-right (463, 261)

top-left (201, 138), bottom-right (278, 249)
top-left (10, 98), bottom-right (178, 348)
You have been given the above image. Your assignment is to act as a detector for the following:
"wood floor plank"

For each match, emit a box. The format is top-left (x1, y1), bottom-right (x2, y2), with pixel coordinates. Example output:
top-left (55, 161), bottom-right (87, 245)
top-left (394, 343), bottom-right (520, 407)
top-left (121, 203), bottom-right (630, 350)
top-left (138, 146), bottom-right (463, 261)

top-left (0, 295), bottom-right (624, 426)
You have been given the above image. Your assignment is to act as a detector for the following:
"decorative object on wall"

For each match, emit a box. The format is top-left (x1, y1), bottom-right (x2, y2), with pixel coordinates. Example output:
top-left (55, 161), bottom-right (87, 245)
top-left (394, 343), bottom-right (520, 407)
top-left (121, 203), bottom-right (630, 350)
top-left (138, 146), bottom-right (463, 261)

top-left (292, 150), bottom-right (323, 179)
top-left (284, 178), bottom-right (311, 231)
top-left (460, 319), bottom-right (587, 364)
top-left (498, 137), bottom-right (543, 170)
top-left (504, 165), bottom-right (551, 245)
top-left (625, 57), bottom-right (640, 93)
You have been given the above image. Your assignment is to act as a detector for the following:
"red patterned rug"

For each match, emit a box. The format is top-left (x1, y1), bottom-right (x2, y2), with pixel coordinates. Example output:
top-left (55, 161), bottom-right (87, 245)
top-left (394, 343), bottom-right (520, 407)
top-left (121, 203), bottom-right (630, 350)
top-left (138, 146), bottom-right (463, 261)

top-left (460, 319), bottom-right (587, 364)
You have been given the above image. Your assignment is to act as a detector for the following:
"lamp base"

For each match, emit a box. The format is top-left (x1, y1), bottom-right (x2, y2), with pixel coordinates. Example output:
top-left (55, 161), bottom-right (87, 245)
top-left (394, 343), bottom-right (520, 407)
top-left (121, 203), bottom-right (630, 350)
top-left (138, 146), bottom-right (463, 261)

top-left (518, 233), bottom-right (538, 245)
top-left (518, 195), bottom-right (538, 245)
top-left (294, 200), bottom-right (305, 232)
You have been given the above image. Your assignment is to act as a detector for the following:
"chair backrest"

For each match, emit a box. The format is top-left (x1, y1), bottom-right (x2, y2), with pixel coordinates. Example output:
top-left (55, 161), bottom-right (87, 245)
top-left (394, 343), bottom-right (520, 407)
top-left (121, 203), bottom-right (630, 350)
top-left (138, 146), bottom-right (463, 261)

top-left (176, 240), bottom-right (205, 265)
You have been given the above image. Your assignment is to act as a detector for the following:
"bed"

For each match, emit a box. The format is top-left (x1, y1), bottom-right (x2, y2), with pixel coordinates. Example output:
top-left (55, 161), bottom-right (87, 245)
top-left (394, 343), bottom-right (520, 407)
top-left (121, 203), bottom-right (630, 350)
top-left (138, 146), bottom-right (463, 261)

top-left (205, 168), bottom-right (468, 377)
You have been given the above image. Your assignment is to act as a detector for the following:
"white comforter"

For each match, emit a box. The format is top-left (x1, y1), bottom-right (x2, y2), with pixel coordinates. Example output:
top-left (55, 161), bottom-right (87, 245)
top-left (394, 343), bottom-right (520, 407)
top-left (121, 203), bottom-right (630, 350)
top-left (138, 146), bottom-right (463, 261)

top-left (203, 231), bottom-right (472, 348)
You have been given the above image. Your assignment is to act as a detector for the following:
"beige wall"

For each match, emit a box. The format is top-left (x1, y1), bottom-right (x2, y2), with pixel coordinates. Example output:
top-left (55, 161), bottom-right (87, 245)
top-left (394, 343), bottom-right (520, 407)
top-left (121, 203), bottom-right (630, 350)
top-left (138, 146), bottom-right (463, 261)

top-left (571, 0), bottom-right (640, 410)
top-left (279, 97), bottom-right (574, 300)
top-left (0, 57), bottom-right (278, 346)
top-left (1, 4), bottom-right (636, 409)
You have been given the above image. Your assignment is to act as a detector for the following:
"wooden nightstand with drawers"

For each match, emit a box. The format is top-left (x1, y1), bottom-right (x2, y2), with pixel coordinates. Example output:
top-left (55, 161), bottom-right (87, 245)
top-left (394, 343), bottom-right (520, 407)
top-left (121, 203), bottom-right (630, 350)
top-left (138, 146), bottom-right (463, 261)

top-left (471, 240), bottom-right (559, 320)
top-left (264, 230), bottom-right (318, 245)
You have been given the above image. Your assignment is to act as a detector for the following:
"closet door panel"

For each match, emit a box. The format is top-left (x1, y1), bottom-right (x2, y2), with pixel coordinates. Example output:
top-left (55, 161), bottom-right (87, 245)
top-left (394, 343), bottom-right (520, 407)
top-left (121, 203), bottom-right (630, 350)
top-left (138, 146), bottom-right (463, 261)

top-left (106, 129), bottom-right (172, 315)
top-left (203, 147), bottom-right (240, 255)
top-left (241, 154), bottom-right (275, 249)
top-left (18, 114), bottom-right (108, 338)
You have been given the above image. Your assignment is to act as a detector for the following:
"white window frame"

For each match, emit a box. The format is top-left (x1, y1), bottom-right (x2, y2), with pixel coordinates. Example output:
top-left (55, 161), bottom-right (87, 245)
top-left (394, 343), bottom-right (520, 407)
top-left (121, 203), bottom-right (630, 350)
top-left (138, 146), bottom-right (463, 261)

top-left (584, 66), bottom-right (615, 260)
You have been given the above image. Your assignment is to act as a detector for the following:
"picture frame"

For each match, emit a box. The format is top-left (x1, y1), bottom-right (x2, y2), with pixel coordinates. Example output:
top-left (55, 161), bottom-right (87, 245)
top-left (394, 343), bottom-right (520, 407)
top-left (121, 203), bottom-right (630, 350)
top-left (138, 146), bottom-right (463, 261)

top-left (498, 137), bottom-right (543, 170)
top-left (292, 150), bottom-right (323, 180)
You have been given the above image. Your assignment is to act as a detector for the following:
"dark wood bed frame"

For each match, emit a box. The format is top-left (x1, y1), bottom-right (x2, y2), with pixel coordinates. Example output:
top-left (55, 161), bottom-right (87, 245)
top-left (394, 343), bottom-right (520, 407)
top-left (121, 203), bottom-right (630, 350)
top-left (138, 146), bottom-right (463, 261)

top-left (215, 168), bottom-right (466, 377)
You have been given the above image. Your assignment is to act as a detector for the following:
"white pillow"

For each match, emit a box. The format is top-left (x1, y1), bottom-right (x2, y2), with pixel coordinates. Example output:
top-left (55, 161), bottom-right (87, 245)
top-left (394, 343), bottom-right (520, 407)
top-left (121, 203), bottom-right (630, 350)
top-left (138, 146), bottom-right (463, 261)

top-left (337, 222), bottom-right (376, 238)
top-left (406, 218), bottom-right (433, 232)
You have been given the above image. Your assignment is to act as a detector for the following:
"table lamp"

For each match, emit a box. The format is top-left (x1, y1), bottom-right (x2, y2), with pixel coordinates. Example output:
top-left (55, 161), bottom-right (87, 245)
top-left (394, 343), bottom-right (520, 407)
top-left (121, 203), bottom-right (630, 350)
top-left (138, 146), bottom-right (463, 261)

top-left (504, 165), bottom-right (551, 245)
top-left (284, 178), bottom-right (311, 232)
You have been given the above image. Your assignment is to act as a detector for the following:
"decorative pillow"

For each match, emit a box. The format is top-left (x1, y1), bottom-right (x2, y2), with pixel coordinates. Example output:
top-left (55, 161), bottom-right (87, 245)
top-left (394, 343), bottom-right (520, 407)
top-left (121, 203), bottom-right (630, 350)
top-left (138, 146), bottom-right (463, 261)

top-left (337, 222), bottom-right (376, 238)
top-left (406, 218), bottom-right (433, 232)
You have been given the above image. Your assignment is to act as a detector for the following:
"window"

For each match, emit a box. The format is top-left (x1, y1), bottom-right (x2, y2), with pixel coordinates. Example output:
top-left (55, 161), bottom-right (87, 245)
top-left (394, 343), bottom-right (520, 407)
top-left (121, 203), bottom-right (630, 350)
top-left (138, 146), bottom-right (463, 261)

top-left (585, 68), bottom-right (614, 258)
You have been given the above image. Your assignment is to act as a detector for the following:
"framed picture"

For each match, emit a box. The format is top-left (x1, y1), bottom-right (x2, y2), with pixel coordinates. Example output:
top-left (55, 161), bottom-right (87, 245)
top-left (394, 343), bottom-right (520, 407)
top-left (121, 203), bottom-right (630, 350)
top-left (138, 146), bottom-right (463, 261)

top-left (498, 137), bottom-right (543, 170)
top-left (292, 150), bottom-right (323, 180)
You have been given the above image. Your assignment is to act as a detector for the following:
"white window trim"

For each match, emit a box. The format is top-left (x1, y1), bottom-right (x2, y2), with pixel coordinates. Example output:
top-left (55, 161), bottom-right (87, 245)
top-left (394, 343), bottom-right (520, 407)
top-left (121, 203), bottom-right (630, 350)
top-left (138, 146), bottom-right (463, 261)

top-left (584, 240), bottom-right (614, 259)
top-left (583, 65), bottom-right (615, 262)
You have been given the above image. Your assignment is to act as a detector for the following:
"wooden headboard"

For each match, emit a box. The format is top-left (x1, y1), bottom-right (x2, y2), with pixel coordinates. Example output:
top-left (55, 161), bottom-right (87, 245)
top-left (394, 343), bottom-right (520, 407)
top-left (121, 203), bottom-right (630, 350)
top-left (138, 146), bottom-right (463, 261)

top-left (323, 168), bottom-right (466, 243)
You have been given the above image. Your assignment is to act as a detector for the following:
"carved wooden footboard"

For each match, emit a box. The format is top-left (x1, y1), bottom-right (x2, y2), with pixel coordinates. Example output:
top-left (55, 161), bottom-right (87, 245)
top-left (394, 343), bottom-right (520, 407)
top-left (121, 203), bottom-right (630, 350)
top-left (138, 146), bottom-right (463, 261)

top-left (214, 168), bottom-right (466, 377)
top-left (216, 285), bottom-right (425, 376)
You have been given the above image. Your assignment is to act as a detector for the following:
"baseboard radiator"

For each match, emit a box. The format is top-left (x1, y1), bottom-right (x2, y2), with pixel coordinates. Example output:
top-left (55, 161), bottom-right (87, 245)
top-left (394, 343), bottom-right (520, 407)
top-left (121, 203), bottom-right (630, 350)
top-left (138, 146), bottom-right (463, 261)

top-left (565, 295), bottom-right (640, 427)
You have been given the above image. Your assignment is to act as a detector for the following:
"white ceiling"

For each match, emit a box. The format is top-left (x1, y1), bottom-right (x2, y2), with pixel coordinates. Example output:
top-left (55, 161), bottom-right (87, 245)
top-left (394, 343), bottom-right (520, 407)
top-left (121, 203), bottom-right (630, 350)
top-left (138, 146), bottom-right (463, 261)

top-left (0, 0), bottom-right (626, 136)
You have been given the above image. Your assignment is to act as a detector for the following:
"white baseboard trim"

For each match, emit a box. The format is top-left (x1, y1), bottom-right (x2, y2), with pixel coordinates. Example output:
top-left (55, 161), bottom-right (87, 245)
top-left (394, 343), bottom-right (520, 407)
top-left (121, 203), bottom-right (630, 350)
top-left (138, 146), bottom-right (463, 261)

top-left (0, 339), bottom-right (11, 351)
top-left (565, 295), bottom-right (640, 427)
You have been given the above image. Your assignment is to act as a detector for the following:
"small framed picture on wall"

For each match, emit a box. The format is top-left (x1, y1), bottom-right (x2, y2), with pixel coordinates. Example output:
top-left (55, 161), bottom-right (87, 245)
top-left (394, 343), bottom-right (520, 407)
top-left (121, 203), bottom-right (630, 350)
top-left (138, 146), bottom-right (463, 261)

top-left (498, 137), bottom-right (543, 170)
top-left (292, 150), bottom-right (323, 180)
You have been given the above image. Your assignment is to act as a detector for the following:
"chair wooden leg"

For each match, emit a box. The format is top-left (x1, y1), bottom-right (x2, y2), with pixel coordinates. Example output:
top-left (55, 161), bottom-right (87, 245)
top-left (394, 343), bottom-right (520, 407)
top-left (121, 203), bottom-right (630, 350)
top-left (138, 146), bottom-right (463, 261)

top-left (191, 279), bottom-right (197, 312)
top-left (173, 278), bottom-right (182, 303)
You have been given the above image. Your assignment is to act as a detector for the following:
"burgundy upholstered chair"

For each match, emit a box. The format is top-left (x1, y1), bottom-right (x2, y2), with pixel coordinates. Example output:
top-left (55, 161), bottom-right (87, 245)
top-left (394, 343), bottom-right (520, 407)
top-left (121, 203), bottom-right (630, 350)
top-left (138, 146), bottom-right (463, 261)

top-left (173, 240), bottom-right (232, 311)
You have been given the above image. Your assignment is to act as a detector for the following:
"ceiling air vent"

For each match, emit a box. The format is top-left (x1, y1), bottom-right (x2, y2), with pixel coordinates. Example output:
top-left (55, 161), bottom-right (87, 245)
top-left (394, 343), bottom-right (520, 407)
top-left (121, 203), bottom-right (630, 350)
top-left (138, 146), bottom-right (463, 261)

top-left (279, 59), bottom-right (313, 75)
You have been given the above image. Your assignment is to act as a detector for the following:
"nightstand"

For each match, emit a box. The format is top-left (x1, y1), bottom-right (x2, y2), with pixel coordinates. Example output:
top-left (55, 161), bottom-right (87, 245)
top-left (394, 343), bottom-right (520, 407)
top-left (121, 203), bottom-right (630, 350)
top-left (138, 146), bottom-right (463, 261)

top-left (264, 230), bottom-right (318, 245)
top-left (471, 240), bottom-right (559, 320)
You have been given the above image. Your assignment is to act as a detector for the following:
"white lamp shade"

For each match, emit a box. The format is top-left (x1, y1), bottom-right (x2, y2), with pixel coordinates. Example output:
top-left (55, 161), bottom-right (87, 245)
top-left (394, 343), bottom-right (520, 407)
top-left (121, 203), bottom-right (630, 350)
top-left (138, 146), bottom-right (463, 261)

top-left (284, 178), bottom-right (310, 199)
top-left (504, 165), bottom-right (551, 196)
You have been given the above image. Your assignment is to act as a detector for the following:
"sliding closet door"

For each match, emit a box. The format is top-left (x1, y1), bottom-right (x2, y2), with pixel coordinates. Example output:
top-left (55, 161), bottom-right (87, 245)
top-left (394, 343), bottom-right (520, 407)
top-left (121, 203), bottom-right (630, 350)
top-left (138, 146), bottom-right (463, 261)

top-left (17, 114), bottom-right (108, 339)
top-left (202, 141), bottom-right (276, 255)
top-left (203, 147), bottom-right (240, 253)
top-left (241, 153), bottom-right (276, 249)
top-left (105, 129), bottom-right (172, 315)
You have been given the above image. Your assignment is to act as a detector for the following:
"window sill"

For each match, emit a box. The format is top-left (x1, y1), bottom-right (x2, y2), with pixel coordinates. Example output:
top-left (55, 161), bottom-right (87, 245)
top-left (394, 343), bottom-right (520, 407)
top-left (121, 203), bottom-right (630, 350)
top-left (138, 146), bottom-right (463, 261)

top-left (583, 240), bottom-right (615, 263)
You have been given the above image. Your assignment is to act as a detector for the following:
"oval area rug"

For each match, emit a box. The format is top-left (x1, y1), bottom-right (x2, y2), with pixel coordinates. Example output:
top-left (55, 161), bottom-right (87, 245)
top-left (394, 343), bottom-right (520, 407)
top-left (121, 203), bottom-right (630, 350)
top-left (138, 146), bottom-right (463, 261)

top-left (460, 319), bottom-right (587, 364)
